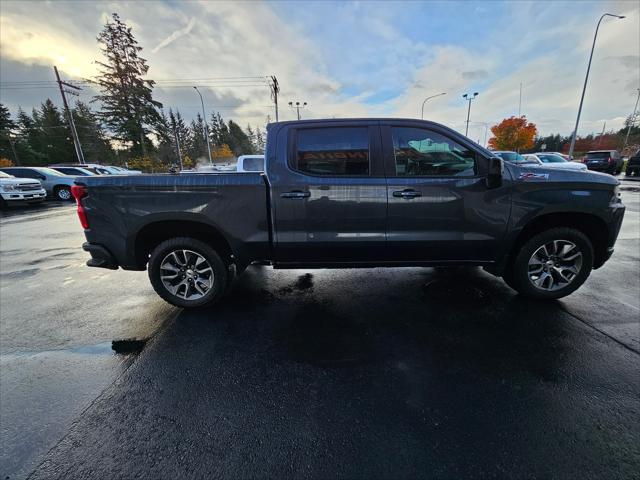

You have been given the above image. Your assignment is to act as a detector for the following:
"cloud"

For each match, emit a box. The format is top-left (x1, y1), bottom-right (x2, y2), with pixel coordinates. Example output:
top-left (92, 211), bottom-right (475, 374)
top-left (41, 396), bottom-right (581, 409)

top-left (0, 0), bottom-right (638, 139)
top-left (152, 17), bottom-right (196, 53)
top-left (462, 70), bottom-right (488, 80)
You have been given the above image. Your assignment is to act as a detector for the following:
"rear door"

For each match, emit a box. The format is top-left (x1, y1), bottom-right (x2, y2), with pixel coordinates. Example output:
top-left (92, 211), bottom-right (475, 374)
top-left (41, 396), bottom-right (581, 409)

top-left (382, 122), bottom-right (510, 262)
top-left (271, 121), bottom-right (387, 264)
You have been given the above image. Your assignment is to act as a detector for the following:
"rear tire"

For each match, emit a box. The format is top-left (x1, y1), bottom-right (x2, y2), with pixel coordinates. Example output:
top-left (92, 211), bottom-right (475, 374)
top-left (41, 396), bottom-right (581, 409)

top-left (507, 228), bottom-right (594, 299)
top-left (54, 186), bottom-right (72, 201)
top-left (148, 237), bottom-right (227, 308)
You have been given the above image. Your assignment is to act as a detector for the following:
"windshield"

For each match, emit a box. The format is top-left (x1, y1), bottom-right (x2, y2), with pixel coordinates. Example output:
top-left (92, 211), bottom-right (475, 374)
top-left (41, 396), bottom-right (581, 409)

top-left (537, 154), bottom-right (566, 163)
top-left (0, 171), bottom-right (13, 178)
top-left (494, 152), bottom-right (536, 164)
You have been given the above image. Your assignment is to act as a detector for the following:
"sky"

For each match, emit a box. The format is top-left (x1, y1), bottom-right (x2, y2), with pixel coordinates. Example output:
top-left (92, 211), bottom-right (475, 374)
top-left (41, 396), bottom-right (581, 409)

top-left (0, 0), bottom-right (638, 143)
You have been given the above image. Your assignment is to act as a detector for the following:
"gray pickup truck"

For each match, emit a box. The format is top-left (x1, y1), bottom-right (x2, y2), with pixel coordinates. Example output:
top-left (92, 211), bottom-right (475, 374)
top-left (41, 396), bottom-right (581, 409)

top-left (72, 119), bottom-right (625, 308)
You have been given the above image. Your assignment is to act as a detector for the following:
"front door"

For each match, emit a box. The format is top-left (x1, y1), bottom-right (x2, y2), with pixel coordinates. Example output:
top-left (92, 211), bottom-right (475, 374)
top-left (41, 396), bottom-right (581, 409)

top-left (382, 123), bottom-right (510, 262)
top-left (272, 123), bottom-right (387, 264)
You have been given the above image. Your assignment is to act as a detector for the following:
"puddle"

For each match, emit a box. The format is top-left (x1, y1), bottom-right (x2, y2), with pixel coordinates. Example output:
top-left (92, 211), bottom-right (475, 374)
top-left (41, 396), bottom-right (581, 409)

top-left (111, 338), bottom-right (147, 355)
top-left (0, 268), bottom-right (40, 280)
top-left (278, 273), bottom-right (314, 295)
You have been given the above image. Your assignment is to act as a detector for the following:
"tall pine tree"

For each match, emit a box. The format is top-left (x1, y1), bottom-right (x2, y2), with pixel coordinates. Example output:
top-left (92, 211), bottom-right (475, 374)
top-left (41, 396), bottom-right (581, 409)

top-left (94, 13), bottom-right (162, 156)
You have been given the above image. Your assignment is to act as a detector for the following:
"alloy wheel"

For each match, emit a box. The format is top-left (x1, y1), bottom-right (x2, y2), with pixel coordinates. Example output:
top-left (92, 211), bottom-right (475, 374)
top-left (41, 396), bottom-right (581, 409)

top-left (57, 188), bottom-right (71, 200)
top-left (159, 249), bottom-right (214, 300)
top-left (527, 239), bottom-right (583, 291)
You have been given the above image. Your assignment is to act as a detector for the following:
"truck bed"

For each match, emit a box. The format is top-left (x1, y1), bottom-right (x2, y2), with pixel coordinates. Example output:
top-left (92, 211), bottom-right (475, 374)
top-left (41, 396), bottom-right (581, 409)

top-left (77, 172), bottom-right (270, 270)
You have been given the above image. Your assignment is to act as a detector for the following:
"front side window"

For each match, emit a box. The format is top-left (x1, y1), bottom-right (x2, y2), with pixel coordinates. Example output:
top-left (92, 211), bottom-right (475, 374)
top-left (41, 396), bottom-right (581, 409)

top-left (295, 127), bottom-right (369, 176)
top-left (392, 127), bottom-right (475, 176)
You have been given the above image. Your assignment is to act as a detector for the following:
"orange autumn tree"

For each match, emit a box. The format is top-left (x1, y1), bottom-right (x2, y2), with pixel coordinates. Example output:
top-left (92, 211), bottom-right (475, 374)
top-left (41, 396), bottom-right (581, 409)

top-left (488, 116), bottom-right (538, 151)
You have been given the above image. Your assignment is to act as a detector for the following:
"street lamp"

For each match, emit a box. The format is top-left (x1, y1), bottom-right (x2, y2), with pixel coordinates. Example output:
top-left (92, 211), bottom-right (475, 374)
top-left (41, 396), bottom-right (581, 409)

top-left (462, 92), bottom-right (479, 136)
top-left (193, 86), bottom-right (213, 165)
top-left (568, 13), bottom-right (625, 159)
top-left (288, 101), bottom-right (307, 120)
top-left (421, 92), bottom-right (446, 119)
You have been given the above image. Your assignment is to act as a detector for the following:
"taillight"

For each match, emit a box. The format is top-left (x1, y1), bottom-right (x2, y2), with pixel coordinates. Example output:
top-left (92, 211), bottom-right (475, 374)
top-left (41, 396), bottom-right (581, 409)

top-left (71, 185), bottom-right (89, 229)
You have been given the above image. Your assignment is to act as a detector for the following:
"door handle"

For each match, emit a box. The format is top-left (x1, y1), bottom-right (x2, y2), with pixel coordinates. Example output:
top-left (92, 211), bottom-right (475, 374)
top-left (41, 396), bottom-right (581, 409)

top-left (392, 189), bottom-right (422, 199)
top-left (281, 191), bottom-right (311, 199)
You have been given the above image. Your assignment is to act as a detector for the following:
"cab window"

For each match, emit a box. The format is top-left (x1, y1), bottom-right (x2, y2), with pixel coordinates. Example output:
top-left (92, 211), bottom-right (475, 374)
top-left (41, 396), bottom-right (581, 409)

top-left (391, 127), bottom-right (476, 176)
top-left (294, 127), bottom-right (370, 176)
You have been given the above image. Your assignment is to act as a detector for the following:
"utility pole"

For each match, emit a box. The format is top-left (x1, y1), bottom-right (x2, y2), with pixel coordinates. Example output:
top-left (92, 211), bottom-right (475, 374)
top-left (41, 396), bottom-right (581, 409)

top-left (462, 92), bottom-right (479, 136)
top-left (597, 121), bottom-right (606, 146)
top-left (568, 13), bottom-right (625, 159)
top-left (622, 88), bottom-right (640, 154)
top-left (288, 101), bottom-right (307, 120)
top-left (54, 66), bottom-right (85, 164)
top-left (518, 82), bottom-right (522, 116)
top-left (173, 125), bottom-right (183, 171)
top-left (270, 76), bottom-right (280, 122)
top-left (193, 86), bottom-right (213, 165)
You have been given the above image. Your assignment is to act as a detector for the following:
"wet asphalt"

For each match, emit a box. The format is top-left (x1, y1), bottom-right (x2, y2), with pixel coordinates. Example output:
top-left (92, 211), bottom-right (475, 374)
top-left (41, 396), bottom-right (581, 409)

top-left (1, 180), bottom-right (639, 479)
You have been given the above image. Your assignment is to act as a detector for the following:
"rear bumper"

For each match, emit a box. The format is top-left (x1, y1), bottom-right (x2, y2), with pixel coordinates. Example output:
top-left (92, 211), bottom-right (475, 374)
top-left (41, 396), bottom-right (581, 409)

top-left (82, 242), bottom-right (119, 270)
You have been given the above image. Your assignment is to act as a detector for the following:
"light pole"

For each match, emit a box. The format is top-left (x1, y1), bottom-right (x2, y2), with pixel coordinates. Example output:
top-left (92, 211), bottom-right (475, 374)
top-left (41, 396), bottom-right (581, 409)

top-left (463, 92), bottom-right (479, 136)
top-left (622, 88), bottom-right (640, 154)
top-left (193, 86), bottom-right (213, 165)
top-left (288, 101), bottom-right (307, 120)
top-left (421, 92), bottom-right (446, 119)
top-left (568, 13), bottom-right (625, 159)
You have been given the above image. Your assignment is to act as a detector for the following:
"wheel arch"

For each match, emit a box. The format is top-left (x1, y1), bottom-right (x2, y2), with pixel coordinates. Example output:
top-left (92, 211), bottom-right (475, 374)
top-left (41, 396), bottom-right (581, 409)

top-left (508, 212), bottom-right (609, 269)
top-left (133, 220), bottom-right (234, 269)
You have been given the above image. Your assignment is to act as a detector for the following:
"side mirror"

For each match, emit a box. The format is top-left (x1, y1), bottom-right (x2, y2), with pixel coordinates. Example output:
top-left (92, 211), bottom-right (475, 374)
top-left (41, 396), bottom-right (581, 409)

top-left (486, 157), bottom-right (502, 189)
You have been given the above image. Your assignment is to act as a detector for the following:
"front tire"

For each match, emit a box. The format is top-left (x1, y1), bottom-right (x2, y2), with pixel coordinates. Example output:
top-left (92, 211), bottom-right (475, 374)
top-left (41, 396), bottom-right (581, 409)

top-left (148, 237), bottom-right (227, 308)
top-left (506, 228), bottom-right (594, 299)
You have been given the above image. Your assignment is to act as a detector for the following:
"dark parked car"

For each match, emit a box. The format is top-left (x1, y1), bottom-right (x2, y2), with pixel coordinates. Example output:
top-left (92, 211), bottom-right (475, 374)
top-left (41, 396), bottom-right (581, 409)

top-left (625, 149), bottom-right (640, 176)
top-left (583, 150), bottom-right (623, 175)
top-left (72, 118), bottom-right (625, 308)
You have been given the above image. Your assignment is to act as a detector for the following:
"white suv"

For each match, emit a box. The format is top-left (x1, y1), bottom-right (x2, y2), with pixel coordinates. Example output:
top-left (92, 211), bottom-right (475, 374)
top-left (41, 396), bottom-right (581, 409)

top-left (0, 171), bottom-right (47, 207)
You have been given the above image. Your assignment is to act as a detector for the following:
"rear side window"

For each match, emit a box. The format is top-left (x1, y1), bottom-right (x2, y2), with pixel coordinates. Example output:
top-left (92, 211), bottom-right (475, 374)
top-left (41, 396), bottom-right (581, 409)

top-left (294, 127), bottom-right (369, 176)
top-left (392, 127), bottom-right (476, 176)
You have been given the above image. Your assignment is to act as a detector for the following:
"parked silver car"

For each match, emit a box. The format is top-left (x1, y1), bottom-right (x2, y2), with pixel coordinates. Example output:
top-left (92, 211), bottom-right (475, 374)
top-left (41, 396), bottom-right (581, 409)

top-left (523, 153), bottom-right (588, 172)
top-left (0, 167), bottom-right (77, 201)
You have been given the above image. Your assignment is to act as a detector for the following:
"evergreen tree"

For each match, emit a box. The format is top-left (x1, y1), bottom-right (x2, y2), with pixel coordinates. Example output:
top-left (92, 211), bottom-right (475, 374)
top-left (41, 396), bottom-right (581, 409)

top-left (94, 13), bottom-right (162, 156)
top-left (72, 101), bottom-right (115, 163)
top-left (189, 113), bottom-right (208, 160)
top-left (170, 109), bottom-right (191, 162)
top-left (33, 99), bottom-right (75, 164)
top-left (254, 126), bottom-right (265, 154)
top-left (14, 108), bottom-right (44, 165)
top-left (155, 109), bottom-right (176, 165)
top-left (227, 120), bottom-right (254, 155)
top-left (0, 104), bottom-right (17, 162)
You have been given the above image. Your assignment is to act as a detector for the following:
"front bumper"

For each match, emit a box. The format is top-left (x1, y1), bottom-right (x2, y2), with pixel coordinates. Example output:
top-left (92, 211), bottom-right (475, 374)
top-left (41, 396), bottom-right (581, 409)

top-left (1, 190), bottom-right (47, 202)
top-left (82, 242), bottom-right (119, 270)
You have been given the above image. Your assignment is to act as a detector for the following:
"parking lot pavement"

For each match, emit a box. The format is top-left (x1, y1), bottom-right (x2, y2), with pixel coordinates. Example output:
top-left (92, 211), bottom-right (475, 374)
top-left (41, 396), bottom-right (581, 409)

top-left (0, 202), bottom-right (177, 480)
top-left (1, 189), bottom-right (639, 479)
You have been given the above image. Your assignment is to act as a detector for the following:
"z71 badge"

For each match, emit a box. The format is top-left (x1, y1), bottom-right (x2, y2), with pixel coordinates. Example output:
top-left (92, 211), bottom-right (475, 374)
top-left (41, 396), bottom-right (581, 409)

top-left (519, 172), bottom-right (549, 180)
